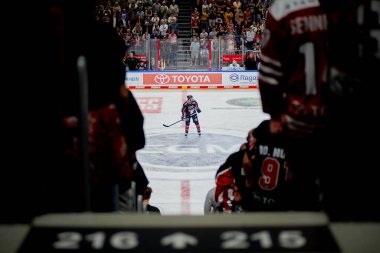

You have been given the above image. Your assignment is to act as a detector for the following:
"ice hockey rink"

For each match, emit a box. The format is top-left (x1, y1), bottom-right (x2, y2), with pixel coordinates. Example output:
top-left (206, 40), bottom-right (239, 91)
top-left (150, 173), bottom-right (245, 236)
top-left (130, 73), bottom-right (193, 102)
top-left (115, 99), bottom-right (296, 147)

top-left (132, 89), bottom-right (269, 215)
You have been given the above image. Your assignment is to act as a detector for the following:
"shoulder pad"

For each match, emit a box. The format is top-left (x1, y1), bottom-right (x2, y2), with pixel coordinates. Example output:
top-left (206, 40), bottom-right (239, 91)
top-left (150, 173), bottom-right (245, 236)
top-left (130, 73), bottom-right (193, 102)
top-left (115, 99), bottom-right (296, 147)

top-left (270, 0), bottom-right (320, 20)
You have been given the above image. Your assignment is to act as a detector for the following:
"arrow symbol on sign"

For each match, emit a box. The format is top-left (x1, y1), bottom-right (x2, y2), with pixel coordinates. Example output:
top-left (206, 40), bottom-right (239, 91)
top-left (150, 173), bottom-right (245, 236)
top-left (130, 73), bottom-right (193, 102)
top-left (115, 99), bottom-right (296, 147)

top-left (161, 232), bottom-right (198, 249)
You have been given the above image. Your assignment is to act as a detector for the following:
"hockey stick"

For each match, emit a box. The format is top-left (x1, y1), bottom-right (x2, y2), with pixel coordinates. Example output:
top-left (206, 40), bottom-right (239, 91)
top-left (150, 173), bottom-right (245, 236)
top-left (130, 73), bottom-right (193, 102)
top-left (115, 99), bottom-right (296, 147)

top-left (163, 113), bottom-right (197, 127)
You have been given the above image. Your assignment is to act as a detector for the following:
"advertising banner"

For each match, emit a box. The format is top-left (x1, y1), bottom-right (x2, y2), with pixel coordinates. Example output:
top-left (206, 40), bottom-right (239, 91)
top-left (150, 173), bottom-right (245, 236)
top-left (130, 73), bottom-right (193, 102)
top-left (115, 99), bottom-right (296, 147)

top-left (125, 71), bottom-right (258, 89)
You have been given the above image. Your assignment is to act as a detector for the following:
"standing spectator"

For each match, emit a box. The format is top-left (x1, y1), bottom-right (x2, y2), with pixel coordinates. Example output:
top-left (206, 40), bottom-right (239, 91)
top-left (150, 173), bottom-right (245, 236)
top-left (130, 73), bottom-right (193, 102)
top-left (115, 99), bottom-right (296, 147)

top-left (199, 42), bottom-right (209, 67)
top-left (132, 22), bottom-right (143, 38)
top-left (143, 186), bottom-right (161, 214)
top-left (199, 28), bottom-right (209, 39)
top-left (167, 13), bottom-right (177, 24)
top-left (152, 0), bottom-right (161, 14)
top-left (145, 6), bottom-right (153, 22)
top-left (190, 36), bottom-right (200, 66)
top-left (215, 14), bottom-right (223, 27)
top-left (168, 18), bottom-right (179, 34)
top-left (160, 13), bottom-right (168, 25)
top-left (208, 26), bottom-right (218, 39)
top-left (160, 35), bottom-right (170, 69)
top-left (150, 57), bottom-right (157, 70)
top-left (150, 12), bottom-right (160, 27)
top-left (142, 30), bottom-right (151, 44)
top-left (232, 0), bottom-right (242, 11)
top-left (191, 12), bottom-right (200, 35)
top-left (159, 19), bottom-right (169, 39)
top-left (200, 8), bottom-right (209, 31)
top-left (160, 1), bottom-right (170, 17)
top-left (150, 29), bottom-right (160, 40)
top-left (211, 38), bottom-right (219, 69)
top-left (136, 6), bottom-right (145, 24)
top-left (244, 52), bottom-right (257, 70)
top-left (244, 27), bottom-right (255, 49)
top-left (124, 51), bottom-right (141, 71)
top-left (169, 0), bottom-right (179, 17)
top-left (258, 0), bottom-right (329, 210)
top-left (223, 7), bottom-right (234, 23)
top-left (225, 34), bottom-right (236, 54)
top-left (168, 29), bottom-right (178, 66)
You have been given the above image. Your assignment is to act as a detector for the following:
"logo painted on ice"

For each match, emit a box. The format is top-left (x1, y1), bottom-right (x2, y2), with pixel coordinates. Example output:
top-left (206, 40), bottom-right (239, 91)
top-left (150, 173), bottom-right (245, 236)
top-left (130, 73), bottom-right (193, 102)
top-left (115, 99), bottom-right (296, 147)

top-left (154, 74), bottom-right (170, 84)
top-left (229, 73), bottom-right (239, 82)
top-left (137, 133), bottom-right (245, 170)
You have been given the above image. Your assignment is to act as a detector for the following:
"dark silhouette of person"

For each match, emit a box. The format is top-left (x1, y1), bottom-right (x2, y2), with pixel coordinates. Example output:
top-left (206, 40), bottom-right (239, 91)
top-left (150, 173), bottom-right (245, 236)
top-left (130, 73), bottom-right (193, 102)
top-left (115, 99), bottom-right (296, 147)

top-left (244, 52), bottom-right (258, 70)
top-left (143, 186), bottom-right (161, 214)
top-left (1, 0), bottom-right (146, 222)
top-left (124, 51), bottom-right (141, 71)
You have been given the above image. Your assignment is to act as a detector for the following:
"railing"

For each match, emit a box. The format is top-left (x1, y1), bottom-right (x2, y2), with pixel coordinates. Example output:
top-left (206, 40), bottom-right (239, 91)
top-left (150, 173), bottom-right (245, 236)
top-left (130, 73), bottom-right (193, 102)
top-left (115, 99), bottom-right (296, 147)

top-left (126, 38), bottom-right (261, 71)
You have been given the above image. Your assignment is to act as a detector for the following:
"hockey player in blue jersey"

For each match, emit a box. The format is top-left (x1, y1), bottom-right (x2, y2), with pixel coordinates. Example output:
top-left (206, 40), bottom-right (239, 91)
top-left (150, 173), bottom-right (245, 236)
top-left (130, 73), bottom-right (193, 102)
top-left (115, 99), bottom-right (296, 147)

top-left (181, 95), bottom-right (201, 137)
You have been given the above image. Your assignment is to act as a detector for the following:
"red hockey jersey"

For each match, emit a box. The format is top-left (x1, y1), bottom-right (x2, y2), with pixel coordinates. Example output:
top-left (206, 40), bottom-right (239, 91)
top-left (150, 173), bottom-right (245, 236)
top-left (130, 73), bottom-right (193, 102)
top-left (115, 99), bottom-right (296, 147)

top-left (259, 0), bottom-right (329, 135)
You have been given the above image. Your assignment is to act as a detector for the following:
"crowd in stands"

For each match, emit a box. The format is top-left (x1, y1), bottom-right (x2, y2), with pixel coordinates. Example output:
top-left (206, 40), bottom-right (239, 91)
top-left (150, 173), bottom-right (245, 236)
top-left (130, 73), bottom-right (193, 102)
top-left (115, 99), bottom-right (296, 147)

top-left (93, 0), bottom-right (272, 69)
top-left (192, 0), bottom-right (271, 50)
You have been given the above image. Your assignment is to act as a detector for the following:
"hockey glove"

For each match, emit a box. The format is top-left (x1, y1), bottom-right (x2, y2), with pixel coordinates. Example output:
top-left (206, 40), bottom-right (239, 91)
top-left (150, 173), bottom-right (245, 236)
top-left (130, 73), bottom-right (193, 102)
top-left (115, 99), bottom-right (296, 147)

top-left (197, 109), bottom-right (201, 113)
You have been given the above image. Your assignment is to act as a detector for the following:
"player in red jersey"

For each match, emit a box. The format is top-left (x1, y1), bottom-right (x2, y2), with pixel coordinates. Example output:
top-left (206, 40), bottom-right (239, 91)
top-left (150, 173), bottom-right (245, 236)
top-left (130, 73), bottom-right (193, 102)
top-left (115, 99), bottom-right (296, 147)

top-left (214, 120), bottom-right (293, 213)
top-left (181, 95), bottom-right (202, 137)
top-left (214, 146), bottom-right (247, 213)
top-left (244, 120), bottom-right (293, 211)
top-left (258, 0), bottom-right (328, 210)
top-left (259, 0), bottom-right (328, 134)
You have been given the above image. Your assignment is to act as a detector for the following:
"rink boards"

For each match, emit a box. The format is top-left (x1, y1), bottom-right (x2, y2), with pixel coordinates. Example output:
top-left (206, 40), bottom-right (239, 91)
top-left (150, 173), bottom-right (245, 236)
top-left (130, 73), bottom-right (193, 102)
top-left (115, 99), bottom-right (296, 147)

top-left (125, 70), bottom-right (258, 89)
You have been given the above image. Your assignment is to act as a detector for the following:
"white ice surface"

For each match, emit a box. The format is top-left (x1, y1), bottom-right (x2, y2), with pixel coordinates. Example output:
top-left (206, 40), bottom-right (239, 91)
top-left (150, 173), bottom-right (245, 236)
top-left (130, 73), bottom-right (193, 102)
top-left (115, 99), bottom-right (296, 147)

top-left (132, 89), bottom-right (269, 215)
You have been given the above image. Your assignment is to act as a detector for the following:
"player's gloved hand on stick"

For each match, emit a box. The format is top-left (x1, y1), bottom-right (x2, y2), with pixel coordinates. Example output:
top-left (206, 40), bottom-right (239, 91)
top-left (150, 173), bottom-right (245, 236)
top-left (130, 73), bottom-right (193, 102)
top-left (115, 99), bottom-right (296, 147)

top-left (197, 109), bottom-right (201, 113)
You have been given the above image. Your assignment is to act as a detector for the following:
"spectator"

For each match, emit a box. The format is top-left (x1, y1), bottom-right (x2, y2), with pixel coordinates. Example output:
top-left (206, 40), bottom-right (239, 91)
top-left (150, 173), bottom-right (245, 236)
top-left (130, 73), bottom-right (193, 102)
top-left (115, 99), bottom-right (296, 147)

top-left (143, 186), bottom-right (161, 214)
top-left (204, 187), bottom-right (219, 213)
top-left (190, 36), bottom-right (200, 66)
top-left (168, 29), bottom-right (178, 66)
top-left (169, 0), bottom-right (179, 17)
top-left (132, 22), bottom-right (143, 37)
top-left (199, 42), bottom-right (209, 67)
top-left (168, 18), bottom-right (179, 34)
top-left (150, 29), bottom-right (160, 40)
top-left (208, 26), bottom-right (218, 39)
top-left (159, 19), bottom-right (169, 39)
top-left (244, 52), bottom-right (257, 70)
top-left (168, 13), bottom-right (177, 24)
top-left (228, 60), bottom-right (240, 70)
top-left (150, 57), bottom-right (157, 70)
top-left (225, 34), bottom-right (236, 54)
top-left (124, 51), bottom-right (141, 71)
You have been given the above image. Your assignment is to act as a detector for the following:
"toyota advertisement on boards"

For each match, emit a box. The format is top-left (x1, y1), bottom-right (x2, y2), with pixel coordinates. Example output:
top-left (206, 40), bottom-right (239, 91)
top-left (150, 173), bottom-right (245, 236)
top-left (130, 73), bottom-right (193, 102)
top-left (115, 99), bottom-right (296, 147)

top-left (125, 71), bottom-right (258, 89)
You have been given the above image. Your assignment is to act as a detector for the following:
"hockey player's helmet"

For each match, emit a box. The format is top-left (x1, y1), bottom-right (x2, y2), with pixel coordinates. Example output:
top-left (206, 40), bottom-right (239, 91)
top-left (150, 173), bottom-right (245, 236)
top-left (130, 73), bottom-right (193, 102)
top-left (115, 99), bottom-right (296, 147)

top-left (187, 95), bottom-right (193, 99)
